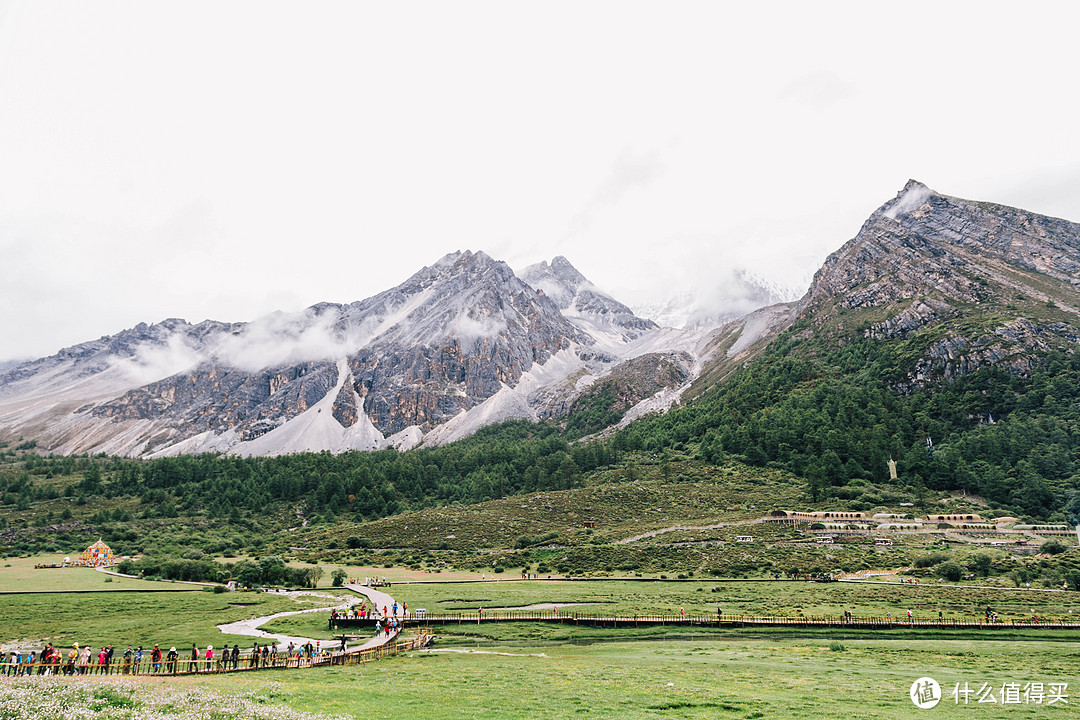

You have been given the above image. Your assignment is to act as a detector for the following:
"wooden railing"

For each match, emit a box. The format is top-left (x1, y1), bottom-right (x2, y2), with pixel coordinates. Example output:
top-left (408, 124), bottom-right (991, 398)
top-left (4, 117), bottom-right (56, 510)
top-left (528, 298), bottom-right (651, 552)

top-left (330, 611), bottom-right (1080, 630)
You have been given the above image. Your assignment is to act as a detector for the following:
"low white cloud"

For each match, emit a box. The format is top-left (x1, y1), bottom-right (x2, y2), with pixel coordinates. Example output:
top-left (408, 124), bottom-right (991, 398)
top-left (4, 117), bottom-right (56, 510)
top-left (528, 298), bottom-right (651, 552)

top-left (449, 313), bottom-right (507, 347)
top-left (111, 333), bottom-right (204, 386)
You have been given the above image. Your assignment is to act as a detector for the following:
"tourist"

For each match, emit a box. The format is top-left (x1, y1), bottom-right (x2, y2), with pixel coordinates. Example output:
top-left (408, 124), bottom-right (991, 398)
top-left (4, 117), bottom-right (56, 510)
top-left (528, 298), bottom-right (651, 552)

top-left (97, 647), bottom-right (108, 675)
top-left (78, 644), bottom-right (91, 675)
top-left (190, 644), bottom-right (199, 673)
top-left (166, 647), bottom-right (178, 674)
top-left (122, 646), bottom-right (133, 674)
top-left (206, 645), bottom-right (214, 671)
top-left (134, 646), bottom-right (143, 674)
top-left (151, 645), bottom-right (162, 673)
top-left (66, 644), bottom-right (78, 675)
top-left (250, 643), bottom-right (259, 668)
top-left (270, 644), bottom-right (278, 667)
top-left (37, 644), bottom-right (51, 676)
top-left (231, 644), bottom-right (240, 670)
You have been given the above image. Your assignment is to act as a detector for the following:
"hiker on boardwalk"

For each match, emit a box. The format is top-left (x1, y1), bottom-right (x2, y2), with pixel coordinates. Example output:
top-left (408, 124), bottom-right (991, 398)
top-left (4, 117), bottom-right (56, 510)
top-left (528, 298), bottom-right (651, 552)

top-left (206, 645), bottom-right (214, 671)
top-left (97, 647), bottom-right (108, 674)
top-left (151, 645), bottom-right (162, 672)
top-left (166, 647), bottom-right (178, 674)
top-left (189, 644), bottom-right (199, 673)
top-left (37, 644), bottom-right (52, 676)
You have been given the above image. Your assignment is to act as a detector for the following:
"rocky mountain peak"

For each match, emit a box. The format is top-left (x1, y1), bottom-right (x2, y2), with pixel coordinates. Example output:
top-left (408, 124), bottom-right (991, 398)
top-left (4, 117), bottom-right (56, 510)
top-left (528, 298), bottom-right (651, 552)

top-left (796, 180), bottom-right (1080, 387)
top-left (520, 256), bottom-right (657, 341)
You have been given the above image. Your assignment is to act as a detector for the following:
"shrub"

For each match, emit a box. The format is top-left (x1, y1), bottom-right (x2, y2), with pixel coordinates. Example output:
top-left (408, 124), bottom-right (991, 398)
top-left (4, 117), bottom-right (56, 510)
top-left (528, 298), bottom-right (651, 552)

top-left (1040, 540), bottom-right (1067, 555)
top-left (914, 554), bottom-right (949, 568)
top-left (938, 562), bottom-right (963, 582)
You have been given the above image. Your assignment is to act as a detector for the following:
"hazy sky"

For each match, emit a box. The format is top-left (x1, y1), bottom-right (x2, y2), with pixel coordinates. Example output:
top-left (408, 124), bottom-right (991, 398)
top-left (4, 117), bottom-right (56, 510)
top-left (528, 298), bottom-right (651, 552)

top-left (2, 1), bottom-right (1079, 361)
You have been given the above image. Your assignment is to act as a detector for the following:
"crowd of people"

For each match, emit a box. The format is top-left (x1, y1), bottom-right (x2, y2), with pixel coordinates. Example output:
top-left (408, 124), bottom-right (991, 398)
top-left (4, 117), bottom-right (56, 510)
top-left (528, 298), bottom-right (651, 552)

top-left (2, 638), bottom-right (349, 676)
top-left (331, 599), bottom-right (409, 621)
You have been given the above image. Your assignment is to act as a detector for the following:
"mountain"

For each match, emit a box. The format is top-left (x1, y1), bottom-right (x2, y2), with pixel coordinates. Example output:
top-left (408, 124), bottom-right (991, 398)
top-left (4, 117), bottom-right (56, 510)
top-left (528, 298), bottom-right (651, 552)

top-left (0, 251), bottom-right (713, 457)
top-left (648, 180), bottom-right (1080, 519)
top-left (797, 179), bottom-right (1080, 385)
top-left (519, 256), bottom-right (657, 342)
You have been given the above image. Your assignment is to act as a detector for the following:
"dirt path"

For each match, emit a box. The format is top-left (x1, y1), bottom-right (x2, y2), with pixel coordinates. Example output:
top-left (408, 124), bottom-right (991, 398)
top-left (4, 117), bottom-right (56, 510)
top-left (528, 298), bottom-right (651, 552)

top-left (216, 589), bottom-right (365, 648)
top-left (614, 518), bottom-right (763, 545)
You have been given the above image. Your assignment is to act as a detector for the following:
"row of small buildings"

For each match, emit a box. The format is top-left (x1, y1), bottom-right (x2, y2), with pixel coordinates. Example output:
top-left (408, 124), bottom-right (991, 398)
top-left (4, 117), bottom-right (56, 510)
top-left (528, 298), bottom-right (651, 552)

top-left (766, 510), bottom-right (1074, 536)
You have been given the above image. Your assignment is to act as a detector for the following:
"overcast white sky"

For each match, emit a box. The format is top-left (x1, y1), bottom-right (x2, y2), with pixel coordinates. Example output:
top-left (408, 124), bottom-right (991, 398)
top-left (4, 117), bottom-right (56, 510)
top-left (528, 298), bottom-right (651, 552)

top-left (2, 1), bottom-right (1079, 362)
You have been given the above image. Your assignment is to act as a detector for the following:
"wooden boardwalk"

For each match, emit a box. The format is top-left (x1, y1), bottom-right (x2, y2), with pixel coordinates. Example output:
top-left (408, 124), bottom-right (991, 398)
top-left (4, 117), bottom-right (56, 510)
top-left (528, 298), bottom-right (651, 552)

top-left (3, 633), bottom-right (432, 678)
top-left (331, 612), bottom-right (1080, 631)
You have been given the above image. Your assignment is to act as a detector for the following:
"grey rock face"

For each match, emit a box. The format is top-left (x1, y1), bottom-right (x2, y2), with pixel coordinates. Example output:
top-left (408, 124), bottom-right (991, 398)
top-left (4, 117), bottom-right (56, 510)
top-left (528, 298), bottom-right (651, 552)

top-left (0, 318), bottom-right (239, 393)
top-left (344, 251), bottom-right (593, 434)
top-left (93, 361), bottom-right (340, 446)
top-left (25, 250), bottom-right (605, 448)
top-left (521, 256), bottom-right (657, 339)
top-left (799, 179), bottom-right (1080, 387)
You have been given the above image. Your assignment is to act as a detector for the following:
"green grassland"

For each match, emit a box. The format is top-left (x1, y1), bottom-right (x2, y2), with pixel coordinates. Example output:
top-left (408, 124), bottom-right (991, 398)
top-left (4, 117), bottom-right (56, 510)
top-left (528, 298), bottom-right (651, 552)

top-left (176, 636), bottom-right (1080, 720)
top-left (2, 561), bottom-right (1079, 719)
top-left (0, 554), bottom-right (196, 592)
top-left (259, 575), bottom-right (1080, 647)
top-left (0, 588), bottom-right (339, 651)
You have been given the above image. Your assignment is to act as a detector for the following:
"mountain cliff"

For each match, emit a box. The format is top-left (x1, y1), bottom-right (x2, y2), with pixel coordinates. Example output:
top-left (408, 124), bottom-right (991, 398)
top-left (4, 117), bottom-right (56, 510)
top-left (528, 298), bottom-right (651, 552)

top-left (797, 179), bottom-right (1080, 386)
top-left (639, 180), bottom-right (1080, 520)
top-left (0, 251), bottom-right (704, 457)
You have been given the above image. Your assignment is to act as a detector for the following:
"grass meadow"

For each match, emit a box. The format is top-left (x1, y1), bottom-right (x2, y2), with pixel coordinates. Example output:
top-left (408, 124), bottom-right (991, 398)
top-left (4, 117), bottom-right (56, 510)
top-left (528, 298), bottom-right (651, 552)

top-left (182, 635), bottom-right (1080, 720)
top-left (2, 560), bottom-right (1078, 719)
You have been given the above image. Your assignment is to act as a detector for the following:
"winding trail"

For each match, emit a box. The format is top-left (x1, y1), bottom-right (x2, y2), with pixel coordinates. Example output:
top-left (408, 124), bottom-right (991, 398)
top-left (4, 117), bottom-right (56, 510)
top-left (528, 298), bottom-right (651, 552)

top-left (614, 518), bottom-right (763, 545)
top-left (216, 584), bottom-right (400, 650)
